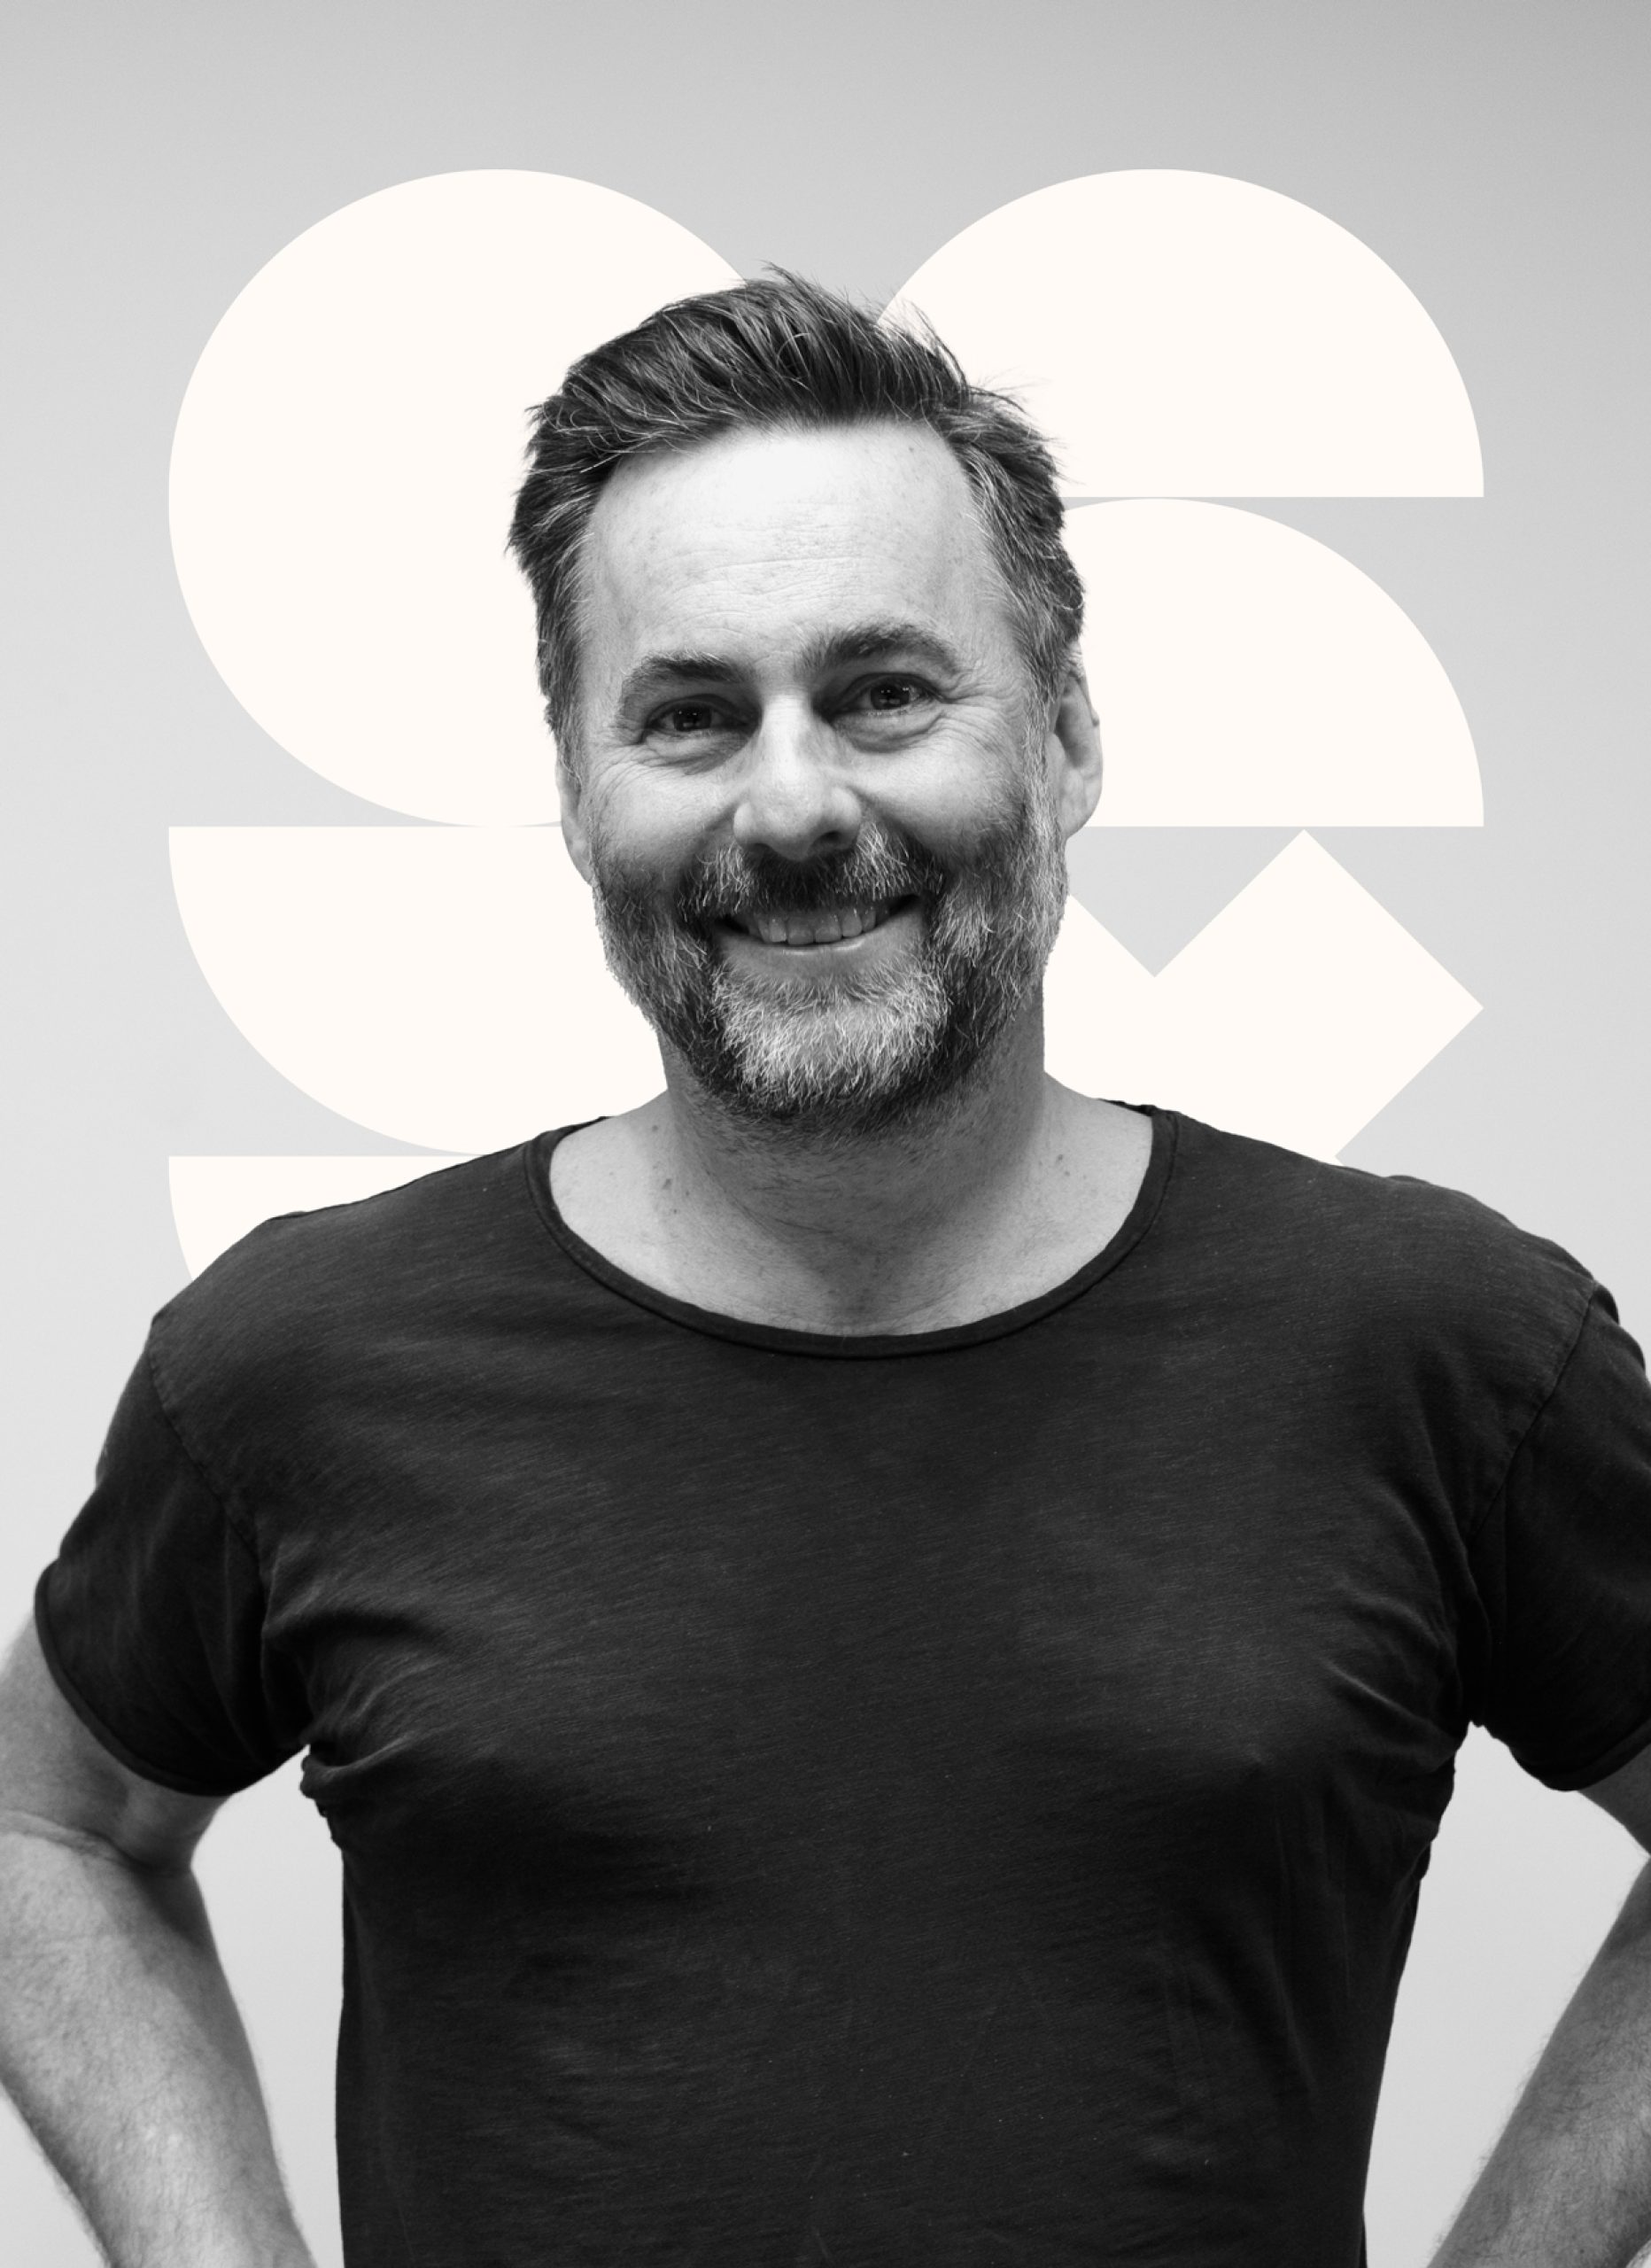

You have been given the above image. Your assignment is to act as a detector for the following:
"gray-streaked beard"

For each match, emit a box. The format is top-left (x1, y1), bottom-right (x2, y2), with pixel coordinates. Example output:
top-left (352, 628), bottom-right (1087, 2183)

top-left (585, 787), bottom-right (1069, 1137)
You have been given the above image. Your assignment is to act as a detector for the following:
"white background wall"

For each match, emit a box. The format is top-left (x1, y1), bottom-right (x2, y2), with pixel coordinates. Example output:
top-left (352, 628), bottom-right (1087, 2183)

top-left (4, 5), bottom-right (1650, 2262)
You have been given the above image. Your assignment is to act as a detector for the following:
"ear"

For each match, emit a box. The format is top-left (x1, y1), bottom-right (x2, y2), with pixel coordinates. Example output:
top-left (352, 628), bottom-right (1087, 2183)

top-left (556, 749), bottom-right (595, 884)
top-left (1048, 659), bottom-right (1103, 837)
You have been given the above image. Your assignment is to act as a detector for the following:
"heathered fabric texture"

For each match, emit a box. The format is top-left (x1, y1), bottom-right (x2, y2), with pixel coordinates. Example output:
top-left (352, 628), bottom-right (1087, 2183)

top-left (37, 1112), bottom-right (1651, 2266)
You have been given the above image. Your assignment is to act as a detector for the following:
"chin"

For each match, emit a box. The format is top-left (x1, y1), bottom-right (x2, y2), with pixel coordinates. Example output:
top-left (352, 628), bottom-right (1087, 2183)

top-left (682, 971), bottom-right (1004, 1138)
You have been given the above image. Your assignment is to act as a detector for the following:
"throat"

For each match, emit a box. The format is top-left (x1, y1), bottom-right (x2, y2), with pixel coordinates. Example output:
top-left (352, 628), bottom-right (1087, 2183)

top-left (549, 1076), bottom-right (1154, 1338)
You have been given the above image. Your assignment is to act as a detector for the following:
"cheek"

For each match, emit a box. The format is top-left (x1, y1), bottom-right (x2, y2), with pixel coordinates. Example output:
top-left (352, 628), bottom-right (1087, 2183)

top-left (877, 737), bottom-right (1036, 859)
top-left (582, 767), bottom-right (716, 890)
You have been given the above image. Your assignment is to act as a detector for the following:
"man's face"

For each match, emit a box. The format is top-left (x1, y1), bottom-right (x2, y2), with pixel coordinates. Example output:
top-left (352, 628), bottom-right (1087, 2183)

top-left (559, 422), bottom-right (1098, 1133)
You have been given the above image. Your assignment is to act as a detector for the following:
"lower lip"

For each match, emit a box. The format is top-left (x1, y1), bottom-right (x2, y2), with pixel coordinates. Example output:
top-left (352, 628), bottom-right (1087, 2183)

top-left (717, 898), bottom-right (921, 967)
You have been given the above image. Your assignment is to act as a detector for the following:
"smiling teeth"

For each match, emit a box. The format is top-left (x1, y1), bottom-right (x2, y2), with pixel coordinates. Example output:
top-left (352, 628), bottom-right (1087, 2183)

top-left (750, 901), bottom-right (889, 946)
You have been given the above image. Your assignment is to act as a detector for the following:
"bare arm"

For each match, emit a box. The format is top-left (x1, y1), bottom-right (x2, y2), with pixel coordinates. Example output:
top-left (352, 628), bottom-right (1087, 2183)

top-left (0, 1619), bottom-right (315, 2268)
top-left (1427, 1744), bottom-right (1651, 2268)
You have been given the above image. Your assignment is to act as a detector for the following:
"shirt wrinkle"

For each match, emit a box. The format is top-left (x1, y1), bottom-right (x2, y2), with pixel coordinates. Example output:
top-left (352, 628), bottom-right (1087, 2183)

top-left (35, 1114), bottom-right (1651, 2267)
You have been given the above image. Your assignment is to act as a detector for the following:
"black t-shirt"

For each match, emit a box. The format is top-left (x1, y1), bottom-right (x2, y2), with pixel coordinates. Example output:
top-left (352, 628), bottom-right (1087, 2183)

top-left (36, 1111), bottom-right (1651, 2268)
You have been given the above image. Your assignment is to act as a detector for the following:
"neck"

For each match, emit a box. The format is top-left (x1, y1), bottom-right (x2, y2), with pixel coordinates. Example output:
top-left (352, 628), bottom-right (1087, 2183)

top-left (613, 1005), bottom-right (1089, 1332)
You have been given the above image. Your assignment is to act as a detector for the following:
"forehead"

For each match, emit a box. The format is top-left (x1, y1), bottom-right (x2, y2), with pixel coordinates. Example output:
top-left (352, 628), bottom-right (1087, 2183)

top-left (578, 422), bottom-right (1012, 686)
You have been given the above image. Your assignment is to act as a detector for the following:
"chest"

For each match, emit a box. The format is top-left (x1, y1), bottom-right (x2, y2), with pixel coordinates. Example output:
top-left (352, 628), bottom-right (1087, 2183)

top-left (273, 1323), bottom-right (1471, 1913)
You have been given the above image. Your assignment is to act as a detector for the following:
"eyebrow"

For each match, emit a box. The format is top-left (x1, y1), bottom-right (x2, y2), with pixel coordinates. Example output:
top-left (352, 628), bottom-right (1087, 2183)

top-left (616, 619), bottom-right (968, 716)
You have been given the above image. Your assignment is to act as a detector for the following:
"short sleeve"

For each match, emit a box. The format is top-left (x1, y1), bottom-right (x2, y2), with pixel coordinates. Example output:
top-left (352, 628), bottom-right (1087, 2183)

top-left (1470, 1285), bottom-right (1651, 1790)
top-left (35, 1346), bottom-right (305, 1797)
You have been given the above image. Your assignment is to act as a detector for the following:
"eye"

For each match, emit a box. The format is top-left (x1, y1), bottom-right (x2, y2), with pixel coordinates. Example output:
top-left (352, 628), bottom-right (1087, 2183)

top-left (649, 700), bottom-right (729, 738)
top-left (846, 676), bottom-right (935, 718)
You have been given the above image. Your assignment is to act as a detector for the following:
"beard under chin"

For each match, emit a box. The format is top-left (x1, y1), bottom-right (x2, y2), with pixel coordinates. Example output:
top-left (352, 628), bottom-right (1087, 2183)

top-left (585, 795), bottom-right (1068, 1138)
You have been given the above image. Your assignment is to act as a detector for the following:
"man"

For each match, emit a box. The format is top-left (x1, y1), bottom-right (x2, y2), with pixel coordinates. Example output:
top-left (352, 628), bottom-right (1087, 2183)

top-left (2, 275), bottom-right (1650, 2268)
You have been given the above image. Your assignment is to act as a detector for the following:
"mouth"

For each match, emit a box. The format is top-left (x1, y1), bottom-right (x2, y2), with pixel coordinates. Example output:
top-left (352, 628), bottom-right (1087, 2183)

top-left (719, 896), bottom-right (914, 949)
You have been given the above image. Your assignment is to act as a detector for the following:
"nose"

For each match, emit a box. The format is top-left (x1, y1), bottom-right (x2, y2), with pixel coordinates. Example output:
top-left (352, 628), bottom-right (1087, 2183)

top-left (732, 702), bottom-right (863, 864)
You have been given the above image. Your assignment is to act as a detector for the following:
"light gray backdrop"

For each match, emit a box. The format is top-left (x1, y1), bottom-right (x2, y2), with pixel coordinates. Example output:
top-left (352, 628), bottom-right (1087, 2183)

top-left (4, 4), bottom-right (1648, 2262)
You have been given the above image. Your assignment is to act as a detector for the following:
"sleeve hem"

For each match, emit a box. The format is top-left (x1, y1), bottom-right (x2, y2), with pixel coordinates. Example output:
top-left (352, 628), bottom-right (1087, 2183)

top-left (33, 1568), bottom-right (267, 1801)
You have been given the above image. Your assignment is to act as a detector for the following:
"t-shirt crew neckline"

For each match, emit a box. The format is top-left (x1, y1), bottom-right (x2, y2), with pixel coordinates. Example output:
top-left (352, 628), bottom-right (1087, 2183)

top-left (523, 1105), bottom-right (1179, 1360)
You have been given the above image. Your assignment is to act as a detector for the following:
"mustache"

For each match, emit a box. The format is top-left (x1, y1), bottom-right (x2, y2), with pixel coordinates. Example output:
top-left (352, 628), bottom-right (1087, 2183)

top-left (674, 828), bottom-right (951, 931)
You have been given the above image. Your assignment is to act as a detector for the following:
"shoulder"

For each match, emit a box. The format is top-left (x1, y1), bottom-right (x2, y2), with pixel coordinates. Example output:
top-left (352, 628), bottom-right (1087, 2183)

top-left (144, 1143), bottom-right (549, 1433)
top-left (1161, 1113), bottom-right (1600, 1386)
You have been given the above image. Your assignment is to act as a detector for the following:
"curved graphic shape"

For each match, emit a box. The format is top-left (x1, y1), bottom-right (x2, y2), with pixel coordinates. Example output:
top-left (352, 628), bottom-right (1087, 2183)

top-left (170, 1154), bottom-right (467, 1278)
top-left (170, 826), bottom-right (663, 1153)
top-left (1070, 502), bottom-right (1483, 826)
top-left (169, 172), bottom-right (740, 827)
top-left (888, 171), bottom-right (1482, 497)
top-left (1044, 835), bottom-right (1480, 1158)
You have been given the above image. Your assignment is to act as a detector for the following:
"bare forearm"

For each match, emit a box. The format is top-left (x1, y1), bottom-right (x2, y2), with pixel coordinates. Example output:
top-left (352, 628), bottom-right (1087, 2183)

top-left (0, 1818), bottom-right (314, 2268)
top-left (1429, 1860), bottom-right (1651, 2268)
